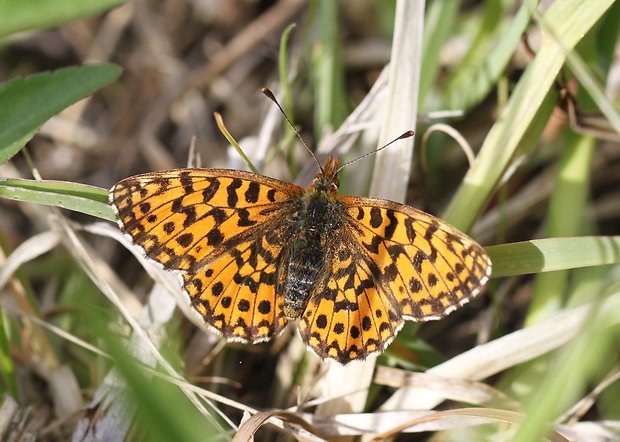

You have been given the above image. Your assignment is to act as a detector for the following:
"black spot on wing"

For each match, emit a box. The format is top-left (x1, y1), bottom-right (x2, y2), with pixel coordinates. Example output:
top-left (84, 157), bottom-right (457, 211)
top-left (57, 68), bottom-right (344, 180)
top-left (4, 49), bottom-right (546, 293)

top-left (202, 179), bottom-right (220, 203)
top-left (207, 229), bottom-right (224, 246)
top-left (356, 207), bottom-right (364, 220)
top-left (176, 233), bottom-right (194, 247)
top-left (267, 188), bottom-right (277, 202)
top-left (413, 251), bottom-right (425, 273)
top-left (369, 207), bottom-right (382, 228)
top-left (180, 171), bottom-right (194, 193)
top-left (227, 178), bottom-right (242, 207)
top-left (384, 209), bottom-right (397, 239)
top-left (163, 221), bottom-right (175, 234)
top-left (245, 181), bottom-right (260, 203)
top-left (237, 208), bottom-right (257, 227)
top-left (182, 206), bottom-right (197, 228)
top-left (258, 300), bottom-right (271, 314)
top-left (404, 217), bottom-right (416, 243)
top-left (425, 221), bottom-right (438, 240)
top-left (205, 207), bottom-right (226, 224)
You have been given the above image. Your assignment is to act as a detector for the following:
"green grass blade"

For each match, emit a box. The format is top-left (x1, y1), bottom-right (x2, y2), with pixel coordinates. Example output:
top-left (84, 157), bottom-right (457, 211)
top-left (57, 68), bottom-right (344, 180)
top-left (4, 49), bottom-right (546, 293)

top-left (0, 308), bottom-right (18, 397)
top-left (486, 237), bottom-right (620, 278)
top-left (511, 283), bottom-right (620, 442)
top-left (527, 17), bottom-right (618, 325)
top-left (526, 131), bottom-right (596, 325)
top-left (278, 23), bottom-right (299, 174)
top-left (443, 0), bottom-right (535, 111)
top-left (0, 0), bottom-right (126, 38)
top-left (443, 0), bottom-right (615, 231)
top-left (279, 23), bottom-right (296, 119)
top-left (105, 337), bottom-right (225, 442)
top-left (418, 0), bottom-right (459, 106)
top-left (213, 113), bottom-right (259, 175)
top-left (0, 178), bottom-right (114, 221)
top-left (0, 65), bottom-right (122, 165)
top-left (312, 0), bottom-right (347, 140)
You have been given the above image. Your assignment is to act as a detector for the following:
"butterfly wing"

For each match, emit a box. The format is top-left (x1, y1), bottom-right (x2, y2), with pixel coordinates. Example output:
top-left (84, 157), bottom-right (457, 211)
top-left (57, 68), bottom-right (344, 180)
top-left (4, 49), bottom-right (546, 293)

top-left (110, 168), bottom-right (304, 342)
top-left (182, 227), bottom-right (293, 342)
top-left (110, 168), bottom-right (303, 271)
top-left (299, 196), bottom-right (491, 363)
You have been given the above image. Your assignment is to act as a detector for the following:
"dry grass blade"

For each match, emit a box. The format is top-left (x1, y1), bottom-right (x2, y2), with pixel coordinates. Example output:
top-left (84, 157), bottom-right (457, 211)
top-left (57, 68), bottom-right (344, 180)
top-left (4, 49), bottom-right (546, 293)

top-left (300, 409), bottom-right (579, 439)
top-left (558, 366), bottom-right (620, 424)
top-left (369, 0), bottom-right (422, 202)
top-left (381, 290), bottom-right (620, 411)
top-left (374, 366), bottom-right (516, 408)
top-left (0, 396), bottom-right (19, 438)
top-left (313, 0), bottom-right (426, 421)
top-left (555, 421), bottom-right (620, 442)
top-left (369, 408), bottom-right (570, 442)
top-left (0, 230), bottom-right (60, 290)
top-left (234, 410), bottom-right (326, 442)
top-left (51, 217), bottom-right (231, 437)
top-left (420, 123), bottom-right (475, 171)
top-left (295, 66), bottom-right (390, 186)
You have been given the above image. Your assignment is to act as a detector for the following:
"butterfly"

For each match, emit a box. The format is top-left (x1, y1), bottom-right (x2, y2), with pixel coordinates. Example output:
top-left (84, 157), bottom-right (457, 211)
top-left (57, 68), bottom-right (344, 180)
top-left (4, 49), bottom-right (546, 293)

top-left (110, 151), bottom-right (492, 364)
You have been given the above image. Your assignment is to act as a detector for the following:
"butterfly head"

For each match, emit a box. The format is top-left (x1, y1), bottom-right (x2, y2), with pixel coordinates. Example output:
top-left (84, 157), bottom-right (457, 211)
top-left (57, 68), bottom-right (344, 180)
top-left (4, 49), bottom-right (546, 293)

top-left (312, 156), bottom-right (340, 193)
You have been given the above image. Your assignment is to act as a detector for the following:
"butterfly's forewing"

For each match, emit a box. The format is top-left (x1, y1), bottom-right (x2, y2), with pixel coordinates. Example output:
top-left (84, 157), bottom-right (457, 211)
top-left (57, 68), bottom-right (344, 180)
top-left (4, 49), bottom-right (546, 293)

top-left (111, 168), bottom-right (304, 342)
top-left (300, 196), bottom-right (491, 363)
top-left (110, 169), bottom-right (303, 271)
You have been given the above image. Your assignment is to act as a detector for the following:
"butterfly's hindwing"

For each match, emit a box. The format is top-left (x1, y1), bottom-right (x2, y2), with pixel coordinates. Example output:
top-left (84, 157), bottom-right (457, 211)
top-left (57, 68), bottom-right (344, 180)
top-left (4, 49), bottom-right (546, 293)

top-left (299, 233), bottom-right (403, 363)
top-left (183, 225), bottom-right (293, 342)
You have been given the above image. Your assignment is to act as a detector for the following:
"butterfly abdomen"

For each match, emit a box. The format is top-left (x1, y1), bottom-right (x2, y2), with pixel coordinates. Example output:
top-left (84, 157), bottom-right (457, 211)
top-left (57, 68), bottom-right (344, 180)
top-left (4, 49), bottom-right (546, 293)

top-left (282, 189), bottom-right (341, 318)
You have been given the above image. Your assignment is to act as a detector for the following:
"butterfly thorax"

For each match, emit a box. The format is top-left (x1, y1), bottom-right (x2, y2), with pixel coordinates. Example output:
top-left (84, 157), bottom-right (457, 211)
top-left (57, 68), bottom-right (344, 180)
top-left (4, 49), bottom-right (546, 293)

top-left (282, 160), bottom-right (342, 319)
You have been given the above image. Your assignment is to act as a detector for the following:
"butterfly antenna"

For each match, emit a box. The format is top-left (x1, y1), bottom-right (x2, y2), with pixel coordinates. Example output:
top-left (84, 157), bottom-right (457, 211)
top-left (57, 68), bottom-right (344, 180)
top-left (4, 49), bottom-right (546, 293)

top-left (336, 130), bottom-right (415, 173)
top-left (261, 87), bottom-right (323, 172)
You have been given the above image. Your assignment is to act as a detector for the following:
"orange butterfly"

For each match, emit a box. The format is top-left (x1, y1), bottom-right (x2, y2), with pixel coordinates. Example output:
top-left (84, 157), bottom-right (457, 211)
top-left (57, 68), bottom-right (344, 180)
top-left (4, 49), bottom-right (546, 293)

top-left (110, 154), bottom-right (491, 364)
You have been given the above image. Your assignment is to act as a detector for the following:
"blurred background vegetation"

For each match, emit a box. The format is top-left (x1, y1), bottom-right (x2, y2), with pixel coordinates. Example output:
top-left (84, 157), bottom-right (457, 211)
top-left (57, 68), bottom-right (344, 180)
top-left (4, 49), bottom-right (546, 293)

top-left (0, 0), bottom-right (619, 441)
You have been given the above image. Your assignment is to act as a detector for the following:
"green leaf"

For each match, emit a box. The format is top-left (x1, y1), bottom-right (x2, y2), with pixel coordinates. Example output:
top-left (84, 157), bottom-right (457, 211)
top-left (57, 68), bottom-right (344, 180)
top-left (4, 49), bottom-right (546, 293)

top-left (0, 64), bottom-right (122, 165)
top-left (0, 0), bottom-right (126, 38)
top-left (0, 178), bottom-right (114, 221)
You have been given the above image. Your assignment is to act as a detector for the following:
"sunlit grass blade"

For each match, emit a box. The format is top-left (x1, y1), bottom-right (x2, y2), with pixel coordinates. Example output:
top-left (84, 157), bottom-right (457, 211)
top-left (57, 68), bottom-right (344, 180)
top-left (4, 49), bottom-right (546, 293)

top-left (487, 236), bottom-right (620, 277)
top-left (443, 0), bottom-right (535, 111)
top-left (527, 18), bottom-right (618, 324)
top-left (0, 178), bottom-right (113, 220)
top-left (444, 0), bottom-right (614, 231)
top-left (213, 112), bottom-right (259, 174)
